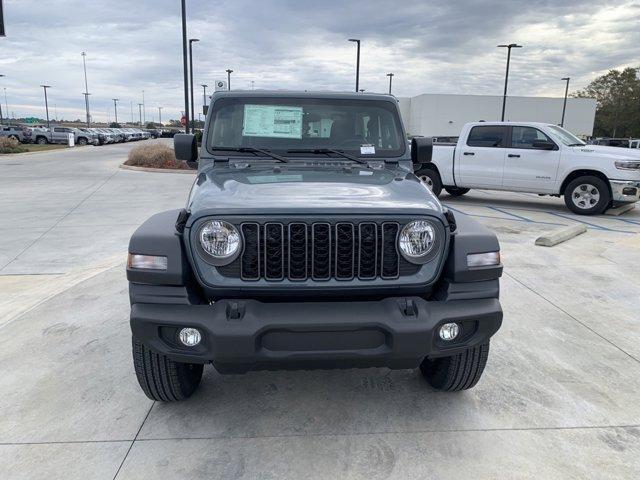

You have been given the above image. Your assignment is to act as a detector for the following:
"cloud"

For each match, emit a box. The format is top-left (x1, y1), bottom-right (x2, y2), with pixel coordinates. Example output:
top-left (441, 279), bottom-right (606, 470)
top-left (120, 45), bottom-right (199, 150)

top-left (1, 0), bottom-right (638, 122)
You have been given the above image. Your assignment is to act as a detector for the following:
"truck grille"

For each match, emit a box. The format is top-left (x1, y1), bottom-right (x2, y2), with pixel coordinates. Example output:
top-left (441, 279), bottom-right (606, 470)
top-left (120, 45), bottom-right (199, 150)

top-left (223, 221), bottom-right (415, 282)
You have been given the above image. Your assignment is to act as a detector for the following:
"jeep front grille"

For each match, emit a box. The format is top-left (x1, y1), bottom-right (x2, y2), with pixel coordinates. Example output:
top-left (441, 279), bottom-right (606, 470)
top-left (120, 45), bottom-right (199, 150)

top-left (228, 221), bottom-right (410, 282)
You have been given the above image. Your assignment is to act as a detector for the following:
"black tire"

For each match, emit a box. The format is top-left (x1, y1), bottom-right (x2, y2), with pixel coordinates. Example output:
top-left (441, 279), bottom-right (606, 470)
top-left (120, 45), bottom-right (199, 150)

top-left (77, 137), bottom-right (88, 146)
top-left (36, 136), bottom-right (48, 145)
top-left (415, 167), bottom-right (442, 196)
top-left (420, 342), bottom-right (490, 391)
top-left (444, 186), bottom-right (470, 197)
top-left (563, 175), bottom-right (610, 215)
top-left (132, 337), bottom-right (204, 402)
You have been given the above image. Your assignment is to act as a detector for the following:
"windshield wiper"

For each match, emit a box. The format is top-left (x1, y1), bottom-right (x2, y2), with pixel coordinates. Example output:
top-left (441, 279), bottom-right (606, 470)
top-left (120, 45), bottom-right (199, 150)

top-left (286, 148), bottom-right (368, 165)
top-left (566, 143), bottom-right (585, 147)
top-left (211, 147), bottom-right (288, 163)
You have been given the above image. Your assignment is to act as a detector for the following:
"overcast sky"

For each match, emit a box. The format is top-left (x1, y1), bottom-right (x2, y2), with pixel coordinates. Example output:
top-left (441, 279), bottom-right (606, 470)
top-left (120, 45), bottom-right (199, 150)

top-left (2, 0), bottom-right (639, 123)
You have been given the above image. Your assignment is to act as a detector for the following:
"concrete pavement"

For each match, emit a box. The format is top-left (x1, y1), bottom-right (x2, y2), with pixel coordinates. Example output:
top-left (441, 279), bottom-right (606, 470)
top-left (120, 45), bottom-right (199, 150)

top-left (1, 144), bottom-right (639, 479)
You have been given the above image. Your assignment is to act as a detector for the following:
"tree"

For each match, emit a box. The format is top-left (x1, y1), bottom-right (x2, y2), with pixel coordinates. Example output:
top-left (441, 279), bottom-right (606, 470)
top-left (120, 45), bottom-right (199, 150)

top-left (575, 67), bottom-right (640, 138)
top-left (109, 122), bottom-right (121, 128)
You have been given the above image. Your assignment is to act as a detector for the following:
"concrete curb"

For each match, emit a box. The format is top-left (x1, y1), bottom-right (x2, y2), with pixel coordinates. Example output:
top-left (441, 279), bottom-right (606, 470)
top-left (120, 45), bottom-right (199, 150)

top-left (0, 254), bottom-right (125, 329)
top-left (119, 164), bottom-right (196, 174)
top-left (535, 224), bottom-right (587, 247)
top-left (605, 203), bottom-right (636, 216)
top-left (0, 145), bottom-right (84, 157)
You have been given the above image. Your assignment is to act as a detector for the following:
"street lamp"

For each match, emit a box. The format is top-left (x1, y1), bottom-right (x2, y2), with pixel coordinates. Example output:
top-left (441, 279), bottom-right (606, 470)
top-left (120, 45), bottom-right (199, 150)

top-left (142, 90), bottom-right (145, 124)
top-left (201, 84), bottom-right (208, 112)
top-left (189, 38), bottom-right (199, 131)
top-left (560, 77), bottom-right (571, 127)
top-left (81, 52), bottom-right (91, 127)
top-left (41, 85), bottom-right (51, 128)
top-left (180, 0), bottom-right (190, 133)
top-left (348, 39), bottom-right (361, 92)
top-left (497, 43), bottom-right (522, 121)
top-left (158, 106), bottom-right (163, 125)
top-left (138, 103), bottom-right (143, 127)
top-left (226, 69), bottom-right (233, 90)
top-left (112, 98), bottom-right (119, 124)
top-left (386, 73), bottom-right (394, 95)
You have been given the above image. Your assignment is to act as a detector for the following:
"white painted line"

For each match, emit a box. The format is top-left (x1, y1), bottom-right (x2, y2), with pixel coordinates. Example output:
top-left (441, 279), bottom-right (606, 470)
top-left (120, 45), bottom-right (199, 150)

top-left (535, 224), bottom-right (587, 247)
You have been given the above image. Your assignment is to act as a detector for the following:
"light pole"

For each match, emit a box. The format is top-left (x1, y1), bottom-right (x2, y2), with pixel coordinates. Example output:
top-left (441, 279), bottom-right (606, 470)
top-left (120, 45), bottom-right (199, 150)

top-left (81, 52), bottom-right (91, 127)
top-left (158, 106), bottom-right (163, 125)
top-left (112, 98), bottom-right (119, 125)
top-left (4, 87), bottom-right (8, 120)
top-left (41, 85), bottom-right (51, 128)
top-left (497, 43), bottom-right (522, 121)
top-left (138, 103), bottom-right (143, 127)
top-left (201, 84), bottom-right (208, 112)
top-left (348, 39), bottom-right (361, 92)
top-left (142, 90), bottom-right (145, 124)
top-left (0, 75), bottom-right (4, 125)
top-left (180, 0), bottom-right (190, 133)
top-left (386, 73), bottom-right (394, 95)
top-left (560, 77), bottom-right (570, 127)
top-left (226, 69), bottom-right (233, 90)
top-left (189, 38), bottom-right (199, 130)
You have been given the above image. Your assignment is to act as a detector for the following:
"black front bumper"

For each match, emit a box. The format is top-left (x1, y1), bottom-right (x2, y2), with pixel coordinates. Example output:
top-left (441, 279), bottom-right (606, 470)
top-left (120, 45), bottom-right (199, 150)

top-left (130, 296), bottom-right (502, 373)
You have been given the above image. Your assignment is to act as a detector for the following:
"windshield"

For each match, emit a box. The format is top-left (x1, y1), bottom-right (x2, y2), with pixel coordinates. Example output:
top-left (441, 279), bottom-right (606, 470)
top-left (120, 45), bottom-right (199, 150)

top-left (546, 125), bottom-right (585, 146)
top-left (207, 97), bottom-right (405, 158)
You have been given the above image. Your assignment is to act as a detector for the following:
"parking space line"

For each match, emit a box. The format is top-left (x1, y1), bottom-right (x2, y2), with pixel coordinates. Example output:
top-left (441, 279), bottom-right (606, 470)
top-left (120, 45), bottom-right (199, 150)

top-left (544, 211), bottom-right (636, 233)
top-left (485, 206), bottom-right (533, 222)
top-left (443, 204), bottom-right (565, 227)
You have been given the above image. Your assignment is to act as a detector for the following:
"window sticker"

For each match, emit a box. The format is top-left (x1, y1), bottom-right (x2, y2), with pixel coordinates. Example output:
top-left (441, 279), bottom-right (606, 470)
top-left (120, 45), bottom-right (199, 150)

top-left (243, 105), bottom-right (303, 139)
top-left (360, 144), bottom-right (375, 155)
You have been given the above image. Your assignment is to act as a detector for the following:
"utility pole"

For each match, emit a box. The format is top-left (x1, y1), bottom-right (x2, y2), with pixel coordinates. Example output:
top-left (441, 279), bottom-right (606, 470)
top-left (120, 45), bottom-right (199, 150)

top-left (0, 74), bottom-right (4, 125)
top-left (41, 85), bottom-right (51, 128)
top-left (180, 0), bottom-right (190, 133)
top-left (348, 39), bottom-right (361, 92)
top-left (497, 43), bottom-right (522, 121)
top-left (142, 90), bottom-right (145, 124)
top-left (158, 106), bottom-right (163, 125)
top-left (112, 98), bottom-right (119, 124)
top-left (130, 100), bottom-right (134, 124)
top-left (386, 73), bottom-right (394, 95)
top-left (226, 69), bottom-right (233, 90)
top-left (138, 103), bottom-right (143, 127)
top-left (189, 38), bottom-right (199, 131)
top-left (3, 87), bottom-right (8, 120)
top-left (81, 52), bottom-right (91, 127)
top-left (560, 77), bottom-right (570, 127)
top-left (201, 84), bottom-right (208, 112)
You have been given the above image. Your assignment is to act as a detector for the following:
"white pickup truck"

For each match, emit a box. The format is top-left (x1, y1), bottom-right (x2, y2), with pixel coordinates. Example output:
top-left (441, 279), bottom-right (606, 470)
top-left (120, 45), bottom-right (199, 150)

top-left (415, 122), bottom-right (640, 215)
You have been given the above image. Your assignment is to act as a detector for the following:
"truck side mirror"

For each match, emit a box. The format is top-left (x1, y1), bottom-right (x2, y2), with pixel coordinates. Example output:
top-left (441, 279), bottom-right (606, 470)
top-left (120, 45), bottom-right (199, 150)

top-left (532, 140), bottom-right (557, 150)
top-left (174, 134), bottom-right (198, 168)
top-left (411, 136), bottom-right (433, 166)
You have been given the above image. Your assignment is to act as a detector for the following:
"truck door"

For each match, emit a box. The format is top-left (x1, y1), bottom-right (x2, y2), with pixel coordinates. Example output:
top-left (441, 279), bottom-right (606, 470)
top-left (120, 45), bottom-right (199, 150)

top-left (457, 125), bottom-right (507, 188)
top-left (502, 126), bottom-right (561, 192)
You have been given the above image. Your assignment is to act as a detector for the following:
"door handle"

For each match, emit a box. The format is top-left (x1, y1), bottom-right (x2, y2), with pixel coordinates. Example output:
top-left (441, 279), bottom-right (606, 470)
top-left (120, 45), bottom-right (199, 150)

top-left (463, 152), bottom-right (475, 156)
top-left (508, 154), bottom-right (520, 158)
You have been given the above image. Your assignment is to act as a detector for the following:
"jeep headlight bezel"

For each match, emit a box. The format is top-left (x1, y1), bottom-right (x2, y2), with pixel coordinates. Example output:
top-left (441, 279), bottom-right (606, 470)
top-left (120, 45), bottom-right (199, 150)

top-left (197, 220), bottom-right (242, 265)
top-left (398, 220), bottom-right (438, 264)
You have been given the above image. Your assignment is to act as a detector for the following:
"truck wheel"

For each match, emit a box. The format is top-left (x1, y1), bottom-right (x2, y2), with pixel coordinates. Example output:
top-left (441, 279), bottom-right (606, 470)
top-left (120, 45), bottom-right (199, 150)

top-left (564, 176), bottom-right (610, 215)
top-left (444, 186), bottom-right (470, 197)
top-left (132, 337), bottom-right (203, 402)
top-left (77, 137), bottom-right (88, 146)
top-left (416, 168), bottom-right (442, 196)
top-left (420, 342), bottom-right (489, 391)
top-left (36, 136), bottom-right (48, 145)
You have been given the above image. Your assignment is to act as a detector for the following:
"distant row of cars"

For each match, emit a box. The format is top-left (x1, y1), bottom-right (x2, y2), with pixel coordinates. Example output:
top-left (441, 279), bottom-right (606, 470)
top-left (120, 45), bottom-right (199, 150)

top-left (0, 124), bottom-right (167, 146)
top-left (589, 137), bottom-right (640, 149)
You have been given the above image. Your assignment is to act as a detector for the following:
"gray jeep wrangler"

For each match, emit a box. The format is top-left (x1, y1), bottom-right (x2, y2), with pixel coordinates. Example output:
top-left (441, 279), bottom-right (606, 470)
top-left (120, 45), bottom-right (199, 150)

top-left (127, 91), bottom-right (503, 401)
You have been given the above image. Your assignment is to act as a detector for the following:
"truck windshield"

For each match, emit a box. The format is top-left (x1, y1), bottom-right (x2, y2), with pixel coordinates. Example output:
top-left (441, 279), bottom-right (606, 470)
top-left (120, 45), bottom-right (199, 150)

top-left (207, 97), bottom-right (405, 158)
top-left (546, 125), bottom-right (586, 146)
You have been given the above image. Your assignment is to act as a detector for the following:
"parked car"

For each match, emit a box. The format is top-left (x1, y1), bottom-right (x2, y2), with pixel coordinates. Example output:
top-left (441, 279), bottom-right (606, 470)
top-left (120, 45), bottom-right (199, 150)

top-left (0, 125), bottom-right (30, 143)
top-left (126, 91), bottom-right (503, 402)
top-left (417, 122), bottom-right (640, 215)
top-left (591, 138), bottom-right (631, 148)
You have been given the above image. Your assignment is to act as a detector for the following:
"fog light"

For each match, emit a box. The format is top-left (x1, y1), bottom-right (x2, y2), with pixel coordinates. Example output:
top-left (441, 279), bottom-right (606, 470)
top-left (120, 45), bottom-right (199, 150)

top-left (439, 323), bottom-right (459, 341)
top-left (178, 328), bottom-right (201, 347)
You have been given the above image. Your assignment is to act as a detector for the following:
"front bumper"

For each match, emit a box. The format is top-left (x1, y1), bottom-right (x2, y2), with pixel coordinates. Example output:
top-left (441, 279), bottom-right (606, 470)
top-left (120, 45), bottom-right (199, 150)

top-left (130, 296), bottom-right (502, 373)
top-left (610, 180), bottom-right (640, 203)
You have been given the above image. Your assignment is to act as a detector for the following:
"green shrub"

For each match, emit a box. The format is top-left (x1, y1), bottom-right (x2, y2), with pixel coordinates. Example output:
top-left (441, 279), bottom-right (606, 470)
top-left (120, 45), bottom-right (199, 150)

top-left (124, 142), bottom-right (192, 170)
top-left (0, 137), bottom-right (27, 154)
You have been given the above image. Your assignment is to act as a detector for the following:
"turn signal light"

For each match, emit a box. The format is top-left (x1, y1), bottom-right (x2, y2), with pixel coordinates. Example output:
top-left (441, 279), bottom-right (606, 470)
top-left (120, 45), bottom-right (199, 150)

top-left (127, 253), bottom-right (168, 270)
top-left (467, 251), bottom-right (501, 268)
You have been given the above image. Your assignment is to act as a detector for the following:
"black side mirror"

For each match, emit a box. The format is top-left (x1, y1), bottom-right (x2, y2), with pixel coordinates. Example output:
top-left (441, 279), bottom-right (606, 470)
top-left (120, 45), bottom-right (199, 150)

top-left (174, 134), bottom-right (198, 168)
top-left (532, 140), bottom-right (556, 150)
top-left (411, 136), bottom-right (433, 166)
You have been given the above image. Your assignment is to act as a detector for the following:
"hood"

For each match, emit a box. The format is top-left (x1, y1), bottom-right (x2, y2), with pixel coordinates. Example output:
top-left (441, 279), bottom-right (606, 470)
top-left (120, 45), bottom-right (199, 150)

top-left (573, 145), bottom-right (640, 159)
top-left (187, 166), bottom-right (442, 217)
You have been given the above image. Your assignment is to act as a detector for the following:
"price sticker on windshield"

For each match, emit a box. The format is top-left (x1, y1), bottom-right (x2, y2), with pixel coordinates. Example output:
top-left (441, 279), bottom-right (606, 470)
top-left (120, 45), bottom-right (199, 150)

top-left (360, 144), bottom-right (375, 155)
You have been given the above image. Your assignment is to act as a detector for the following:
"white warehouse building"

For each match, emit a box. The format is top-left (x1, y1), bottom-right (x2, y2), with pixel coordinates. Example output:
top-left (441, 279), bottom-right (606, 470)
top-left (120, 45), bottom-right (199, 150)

top-left (398, 94), bottom-right (597, 139)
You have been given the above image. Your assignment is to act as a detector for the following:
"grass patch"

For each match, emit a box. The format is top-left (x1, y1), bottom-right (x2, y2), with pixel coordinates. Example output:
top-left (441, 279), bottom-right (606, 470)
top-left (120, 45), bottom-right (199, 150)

top-left (124, 142), bottom-right (192, 170)
top-left (20, 144), bottom-right (69, 152)
top-left (0, 137), bottom-right (28, 154)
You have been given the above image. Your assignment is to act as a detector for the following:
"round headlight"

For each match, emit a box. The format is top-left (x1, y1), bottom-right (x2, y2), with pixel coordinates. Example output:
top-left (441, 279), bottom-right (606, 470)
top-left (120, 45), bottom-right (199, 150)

top-left (399, 220), bottom-right (436, 261)
top-left (199, 220), bottom-right (240, 260)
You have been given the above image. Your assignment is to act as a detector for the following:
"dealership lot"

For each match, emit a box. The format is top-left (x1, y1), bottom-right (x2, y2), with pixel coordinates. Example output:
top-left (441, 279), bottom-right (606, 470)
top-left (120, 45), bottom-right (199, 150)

top-left (1, 144), bottom-right (639, 479)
